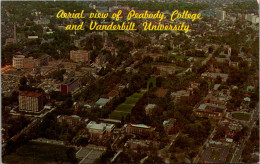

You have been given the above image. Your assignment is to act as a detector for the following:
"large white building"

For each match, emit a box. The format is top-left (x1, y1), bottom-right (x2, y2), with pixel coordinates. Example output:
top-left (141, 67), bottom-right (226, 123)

top-left (87, 121), bottom-right (115, 138)
top-left (13, 55), bottom-right (25, 69)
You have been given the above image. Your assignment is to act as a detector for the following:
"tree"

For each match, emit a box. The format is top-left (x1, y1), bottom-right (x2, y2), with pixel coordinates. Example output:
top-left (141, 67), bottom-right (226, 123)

top-left (213, 125), bottom-right (227, 140)
top-left (66, 147), bottom-right (78, 163)
top-left (20, 76), bottom-right (27, 86)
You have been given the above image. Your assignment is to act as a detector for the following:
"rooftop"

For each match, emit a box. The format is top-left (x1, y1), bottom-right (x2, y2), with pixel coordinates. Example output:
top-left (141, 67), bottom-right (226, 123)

top-left (19, 91), bottom-right (42, 98)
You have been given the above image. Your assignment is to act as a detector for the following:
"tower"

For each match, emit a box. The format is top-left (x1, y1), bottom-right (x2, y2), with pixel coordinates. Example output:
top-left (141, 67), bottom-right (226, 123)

top-left (14, 22), bottom-right (17, 43)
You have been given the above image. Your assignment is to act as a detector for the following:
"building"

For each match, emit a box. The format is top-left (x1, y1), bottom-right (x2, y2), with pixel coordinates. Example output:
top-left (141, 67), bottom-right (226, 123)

top-left (215, 10), bottom-right (226, 20)
top-left (13, 55), bottom-right (25, 69)
top-left (19, 91), bottom-right (43, 113)
top-left (194, 103), bottom-right (225, 118)
top-left (125, 139), bottom-right (160, 150)
top-left (96, 98), bottom-right (110, 108)
top-left (87, 121), bottom-right (115, 138)
top-left (171, 90), bottom-right (190, 101)
top-left (145, 104), bottom-right (157, 115)
top-left (70, 50), bottom-right (90, 63)
top-left (57, 115), bottom-right (82, 126)
top-left (60, 77), bottom-right (80, 93)
top-left (125, 123), bottom-right (155, 136)
top-left (24, 57), bottom-right (36, 68)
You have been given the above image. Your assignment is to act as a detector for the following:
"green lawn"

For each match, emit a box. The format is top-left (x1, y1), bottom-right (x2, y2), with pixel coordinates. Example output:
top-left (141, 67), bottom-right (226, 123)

top-left (109, 90), bottom-right (146, 120)
top-left (124, 97), bottom-right (140, 104)
top-left (115, 104), bottom-right (134, 112)
top-left (232, 112), bottom-right (251, 121)
top-left (3, 141), bottom-right (71, 164)
top-left (147, 76), bottom-right (157, 89)
top-left (194, 57), bottom-right (205, 61)
top-left (172, 55), bottom-right (188, 59)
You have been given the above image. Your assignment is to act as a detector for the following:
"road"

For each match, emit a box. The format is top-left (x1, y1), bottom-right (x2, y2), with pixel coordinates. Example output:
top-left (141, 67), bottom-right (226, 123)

top-left (3, 108), bottom-right (56, 155)
top-left (231, 105), bottom-right (258, 163)
top-left (157, 132), bottom-right (180, 163)
top-left (193, 116), bottom-right (222, 163)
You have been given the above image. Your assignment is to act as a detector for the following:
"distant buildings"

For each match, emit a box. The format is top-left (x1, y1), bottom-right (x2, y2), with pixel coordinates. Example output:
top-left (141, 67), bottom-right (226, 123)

top-left (33, 18), bottom-right (50, 25)
top-left (215, 10), bottom-right (226, 20)
top-left (70, 50), bottom-right (90, 63)
top-left (19, 91), bottom-right (44, 113)
top-left (13, 54), bottom-right (50, 69)
top-left (60, 77), bottom-right (80, 93)
top-left (245, 14), bottom-right (259, 24)
top-left (201, 72), bottom-right (229, 82)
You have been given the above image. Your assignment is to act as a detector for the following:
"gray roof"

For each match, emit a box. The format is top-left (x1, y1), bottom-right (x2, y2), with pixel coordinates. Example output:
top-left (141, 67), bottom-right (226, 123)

top-left (96, 98), bottom-right (110, 106)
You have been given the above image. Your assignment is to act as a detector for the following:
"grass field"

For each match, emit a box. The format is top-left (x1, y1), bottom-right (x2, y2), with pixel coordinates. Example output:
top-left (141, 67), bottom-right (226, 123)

top-left (109, 90), bottom-right (146, 121)
top-left (147, 76), bottom-right (157, 89)
top-left (3, 141), bottom-right (71, 164)
top-left (232, 112), bottom-right (251, 121)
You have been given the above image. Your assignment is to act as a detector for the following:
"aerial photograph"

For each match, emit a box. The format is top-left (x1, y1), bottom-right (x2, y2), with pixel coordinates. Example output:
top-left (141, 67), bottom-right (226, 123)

top-left (1, 0), bottom-right (259, 163)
